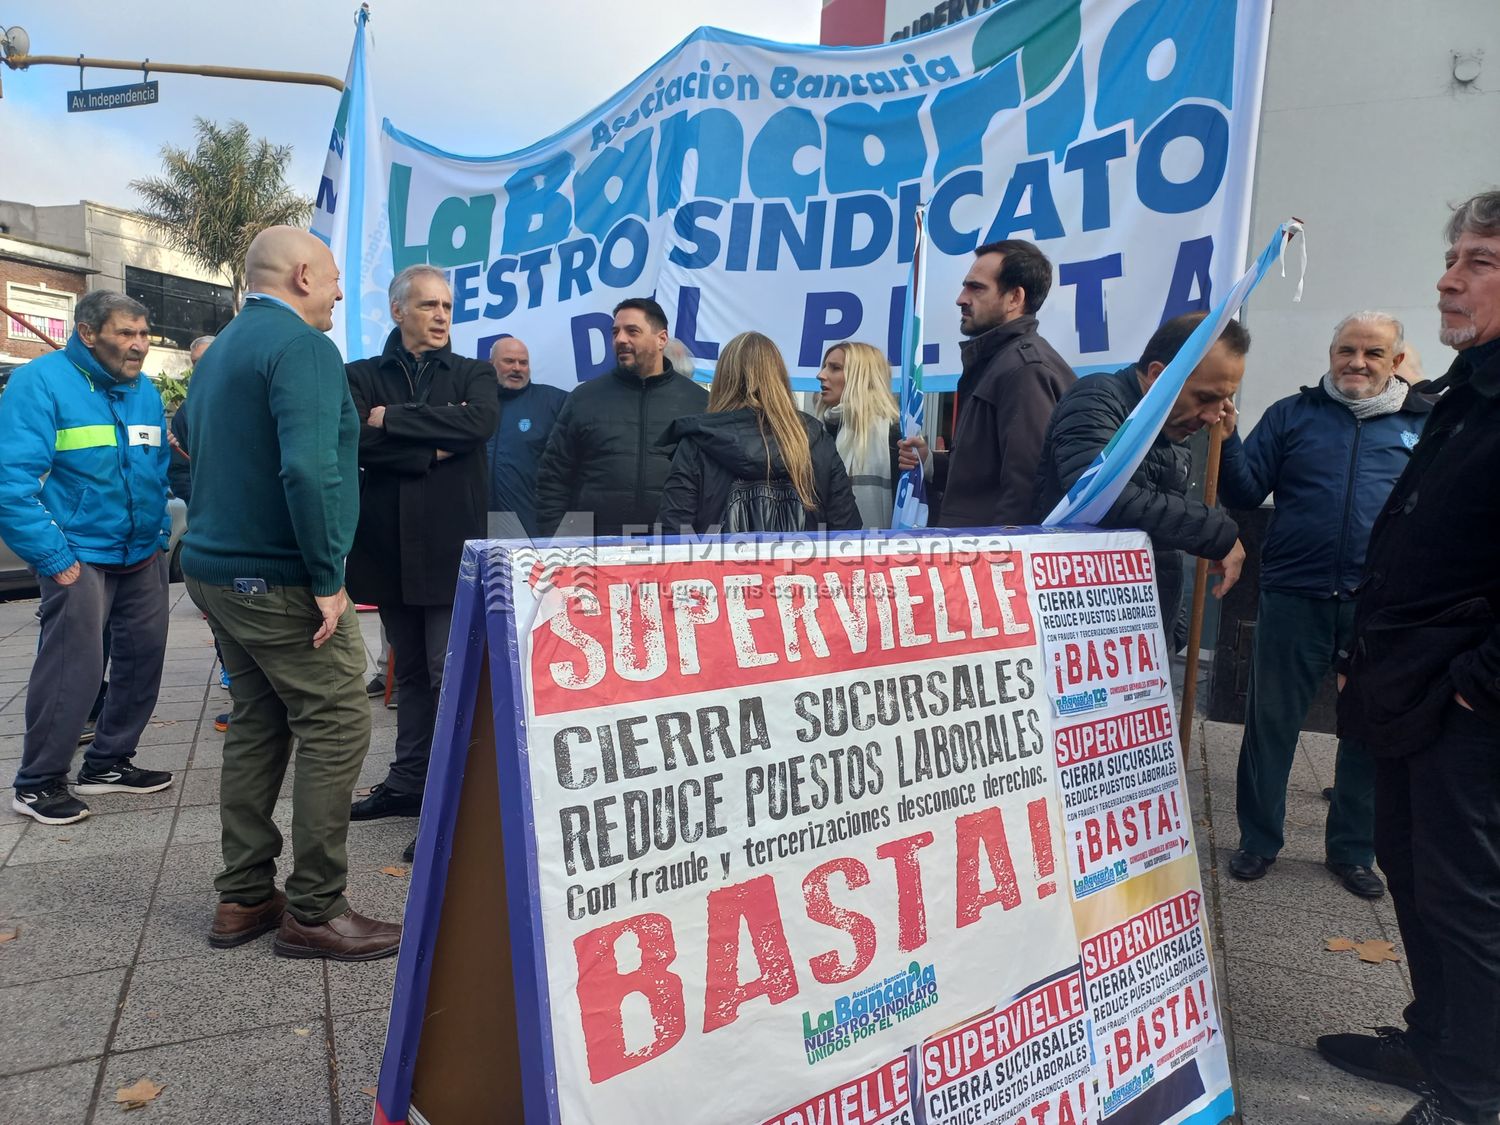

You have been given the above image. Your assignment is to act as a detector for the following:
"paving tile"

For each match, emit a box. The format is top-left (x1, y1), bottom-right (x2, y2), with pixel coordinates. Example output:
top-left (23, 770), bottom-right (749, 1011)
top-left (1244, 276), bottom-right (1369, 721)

top-left (346, 817), bottom-right (420, 871)
top-left (155, 685), bottom-right (212, 705)
top-left (1225, 955), bottom-right (1410, 1051)
top-left (0, 966), bottom-right (124, 1075)
top-left (135, 722), bottom-right (201, 748)
top-left (150, 702), bottom-right (209, 723)
top-left (0, 821), bottom-right (26, 857)
top-left (114, 946), bottom-right (324, 1051)
top-left (155, 840), bottom-right (225, 898)
top-left (4, 807), bottom-right (175, 865)
top-left (331, 1011), bottom-right (392, 1123)
top-left (1220, 895), bottom-right (1404, 988)
top-left (102, 1019), bottom-right (331, 1125)
top-left (178, 767), bottom-right (293, 808)
top-left (1233, 1034), bottom-right (1415, 1124)
top-left (0, 846), bottom-right (166, 915)
top-left (1217, 851), bottom-right (1389, 931)
top-left (0, 1058), bottom-right (102, 1122)
top-left (0, 897), bottom-right (149, 986)
top-left (326, 953), bottom-right (399, 1019)
top-left (137, 891), bottom-right (229, 963)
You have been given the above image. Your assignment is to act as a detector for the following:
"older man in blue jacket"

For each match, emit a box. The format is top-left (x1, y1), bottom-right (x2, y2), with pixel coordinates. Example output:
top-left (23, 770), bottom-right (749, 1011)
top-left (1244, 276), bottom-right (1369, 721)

top-left (1219, 311), bottom-right (1431, 898)
top-left (0, 291), bottom-right (175, 826)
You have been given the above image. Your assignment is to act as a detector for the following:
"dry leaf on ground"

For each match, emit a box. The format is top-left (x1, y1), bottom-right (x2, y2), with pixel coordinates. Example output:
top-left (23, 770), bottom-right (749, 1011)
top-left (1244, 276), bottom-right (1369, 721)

top-left (293, 1028), bottom-right (311, 1037)
top-left (360, 1086), bottom-right (379, 1098)
top-left (116, 1078), bottom-right (165, 1109)
top-left (1354, 939), bottom-right (1401, 964)
top-left (0, 927), bottom-right (19, 944)
top-left (380, 866), bottom-right (409, 878)
top-left (1325, 937), bottom-right (1357, 952)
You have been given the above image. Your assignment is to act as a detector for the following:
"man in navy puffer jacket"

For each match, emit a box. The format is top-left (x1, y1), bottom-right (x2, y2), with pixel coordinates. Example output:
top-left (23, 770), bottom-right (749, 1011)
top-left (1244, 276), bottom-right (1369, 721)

top-left (1219, 311), bottom-right (1432, 898)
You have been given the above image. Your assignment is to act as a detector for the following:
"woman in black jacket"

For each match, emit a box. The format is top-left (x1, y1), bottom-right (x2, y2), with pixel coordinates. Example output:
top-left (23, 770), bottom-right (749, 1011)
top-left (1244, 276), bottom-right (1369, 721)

top-left (657, 332), bottom-right (861, 534)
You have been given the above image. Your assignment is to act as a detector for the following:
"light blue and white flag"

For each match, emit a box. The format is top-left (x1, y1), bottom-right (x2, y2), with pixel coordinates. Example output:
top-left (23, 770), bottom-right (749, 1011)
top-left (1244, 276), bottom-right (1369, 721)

top-left (892, 205), bottom-right (929, 530)
top-left (310, 6), bottom-right (387, 361)
top-left (1042, 220), bottom-right (1304, 527)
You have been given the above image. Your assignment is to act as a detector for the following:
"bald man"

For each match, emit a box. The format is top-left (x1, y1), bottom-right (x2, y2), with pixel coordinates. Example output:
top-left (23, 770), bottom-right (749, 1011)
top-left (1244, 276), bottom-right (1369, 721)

top-left (182, 226), bottom-right (400, 962)
top-left (486, 336), bottom-right (567, 538)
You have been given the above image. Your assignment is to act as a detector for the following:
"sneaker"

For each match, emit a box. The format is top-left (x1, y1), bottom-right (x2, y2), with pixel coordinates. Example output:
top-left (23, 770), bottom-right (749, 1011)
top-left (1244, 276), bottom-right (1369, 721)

top-left (12, 780), bottom-right (90, 825)
top-left (365, 675), bottom-right (386, 698)
top-left (213, 713), bottom-right (230, 732)
top-left (350, 782), bottom-right (422, 820)
top-left (77, 722), bottom-right (96, 746)
top-left (219, 667), bottom-right (231, 690)
top-left (1316, 1026), bottom-right (1428, 1094)
top-left (75, 762), bottom-right (174, 795)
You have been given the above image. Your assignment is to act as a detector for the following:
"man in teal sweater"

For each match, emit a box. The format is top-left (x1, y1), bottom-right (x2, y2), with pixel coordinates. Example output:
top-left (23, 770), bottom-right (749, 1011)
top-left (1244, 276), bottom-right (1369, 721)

top-left (182, 226), bottom-right (399, 962)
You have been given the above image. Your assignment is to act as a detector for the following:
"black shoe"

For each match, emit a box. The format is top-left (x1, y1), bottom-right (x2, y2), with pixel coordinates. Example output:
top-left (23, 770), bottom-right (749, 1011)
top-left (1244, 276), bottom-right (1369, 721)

top-left (75, 762), bottom-right (174, 795)
top-left (1316, 1026), bottom-right (1428, 1094)
top-left (1322, 786), bottom-right (1335, 802)
top-left (77, 723), bottom-right (96, 746)
top-left (12, 780), bottom-right (90, 825)
top-left (349, 782), bottom-right (422, 820)
top-left (1398, 1094), bottom-right (1500, 1124)
top-left (365, 675), bottom-right (386, 698)
top-left (1228, 849), bottom-right (1274, 881)
top-left (1327, 860), bottom-right (1386, 899)
top-left (402, 837), bottom-right (416, 863)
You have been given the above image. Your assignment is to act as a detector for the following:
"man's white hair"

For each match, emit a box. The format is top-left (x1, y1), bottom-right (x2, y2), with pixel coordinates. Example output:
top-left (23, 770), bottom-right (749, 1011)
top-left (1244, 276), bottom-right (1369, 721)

top-left (388, 265), bottom-right (448, 311)
top-left (1329, 311), bottom-right (1404, 352)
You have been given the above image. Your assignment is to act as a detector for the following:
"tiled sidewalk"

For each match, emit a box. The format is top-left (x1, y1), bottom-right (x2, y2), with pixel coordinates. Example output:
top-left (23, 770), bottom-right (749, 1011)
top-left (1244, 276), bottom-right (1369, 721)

top-left (0, 588), bottom-right (1422, 1123)
top-left (0, 589), bottom-right (408, 1124)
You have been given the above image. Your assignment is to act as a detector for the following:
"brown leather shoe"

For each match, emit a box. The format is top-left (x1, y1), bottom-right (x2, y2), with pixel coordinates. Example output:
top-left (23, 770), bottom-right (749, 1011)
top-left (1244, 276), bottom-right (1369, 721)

top-left (273, 907), bottom-right (401, 962)
top-left (209, 890), bottom-right (287, 949)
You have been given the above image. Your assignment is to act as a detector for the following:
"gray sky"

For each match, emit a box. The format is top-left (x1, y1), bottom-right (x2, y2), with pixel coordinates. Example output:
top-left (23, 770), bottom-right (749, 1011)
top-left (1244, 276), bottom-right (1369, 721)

top-left (0, 0), bottom-right (821, 208)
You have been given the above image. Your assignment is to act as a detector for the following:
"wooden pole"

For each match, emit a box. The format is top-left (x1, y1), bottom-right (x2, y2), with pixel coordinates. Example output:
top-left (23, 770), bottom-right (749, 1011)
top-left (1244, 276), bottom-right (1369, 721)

top-left (1179, 421), bottom-right (1226, 761)
top-left (0, 301), bottom-right (63, 350)
top-left (3, 54), bottom-right (344, 92)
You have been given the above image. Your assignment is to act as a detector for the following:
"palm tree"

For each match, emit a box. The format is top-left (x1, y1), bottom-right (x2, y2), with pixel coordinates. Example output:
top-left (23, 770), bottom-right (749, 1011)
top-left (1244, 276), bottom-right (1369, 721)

top-left (132, 118), bottom-right (313, 310)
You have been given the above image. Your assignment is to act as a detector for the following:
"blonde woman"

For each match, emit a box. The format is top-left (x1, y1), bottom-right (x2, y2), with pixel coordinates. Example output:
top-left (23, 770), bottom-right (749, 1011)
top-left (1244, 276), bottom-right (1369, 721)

top-left (658, 332), bottom-right (860, 534)
top-left (816, 340), bottom-right (902, 529)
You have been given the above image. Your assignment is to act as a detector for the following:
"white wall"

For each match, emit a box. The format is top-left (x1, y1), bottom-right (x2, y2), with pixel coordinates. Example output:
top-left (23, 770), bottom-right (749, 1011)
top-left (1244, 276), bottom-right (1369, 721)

top-left (1238, 0), bottom-right (1500, 425)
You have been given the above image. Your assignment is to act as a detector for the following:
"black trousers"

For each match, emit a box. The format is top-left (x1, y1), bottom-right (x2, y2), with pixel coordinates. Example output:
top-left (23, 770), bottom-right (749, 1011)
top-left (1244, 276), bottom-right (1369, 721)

top-left (376, 601), bottom-right (453, 797)
top-left (1375, 701), bottom-right (1500, 1116)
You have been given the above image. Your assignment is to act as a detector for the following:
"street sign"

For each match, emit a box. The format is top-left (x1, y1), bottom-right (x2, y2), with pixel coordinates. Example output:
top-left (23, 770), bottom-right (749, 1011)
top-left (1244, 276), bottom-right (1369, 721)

top-left (66, 80), bottom-right (158, 112)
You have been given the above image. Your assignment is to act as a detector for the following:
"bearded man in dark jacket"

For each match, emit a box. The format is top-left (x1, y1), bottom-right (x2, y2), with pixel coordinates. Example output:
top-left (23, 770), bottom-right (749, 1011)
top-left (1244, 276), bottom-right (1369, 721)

top-left (535, 298), bottom-right (708, 538)
top-left (900, 239), bottom-right (1074, 527)
top-left (1318, 191), bottom-right (1500, 1125)
top-left (1032, 312), bottom-right (1249, 639)
top-left (345, 266), bottom-right (498, 821)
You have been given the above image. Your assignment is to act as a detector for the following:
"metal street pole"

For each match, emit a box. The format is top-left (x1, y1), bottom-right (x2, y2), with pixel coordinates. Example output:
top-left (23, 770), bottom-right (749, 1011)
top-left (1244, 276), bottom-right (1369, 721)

top-left (1, 53), bottom-right (344, 94)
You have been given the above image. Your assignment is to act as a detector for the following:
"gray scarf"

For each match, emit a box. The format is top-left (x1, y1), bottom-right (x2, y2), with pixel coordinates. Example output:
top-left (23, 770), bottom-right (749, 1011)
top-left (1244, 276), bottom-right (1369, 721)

top-left (1320, 372), bottom-right (1408, 419)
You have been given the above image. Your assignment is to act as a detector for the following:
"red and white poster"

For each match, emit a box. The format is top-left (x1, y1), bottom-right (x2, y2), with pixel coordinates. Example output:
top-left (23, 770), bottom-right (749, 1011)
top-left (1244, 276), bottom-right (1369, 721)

top-left (1029, 547), bottom-right (1170, 720)
top-left (492, 530), bottom-right (1232, 1125)
top-left (1054, 704), bottom-right (1192, 899)
top-left (1081, 891), bottom-right (1223, 1119)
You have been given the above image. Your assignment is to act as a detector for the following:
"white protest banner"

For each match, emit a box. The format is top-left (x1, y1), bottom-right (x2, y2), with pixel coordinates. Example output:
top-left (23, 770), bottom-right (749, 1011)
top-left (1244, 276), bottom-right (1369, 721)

top-left (318, 0), bottom-right (1273, 388)
top-left (476, 529), bottom-right (1232, 1125)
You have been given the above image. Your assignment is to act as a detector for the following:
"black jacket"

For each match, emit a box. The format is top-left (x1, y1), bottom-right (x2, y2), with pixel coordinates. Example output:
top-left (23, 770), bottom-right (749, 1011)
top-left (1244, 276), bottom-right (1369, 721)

top-left (344, 330), bottom-right (499, 606)
top-left (535, 366), bottom-right (708, 537)
top-left (1218, 383), bottom-right (1432, 599)
top-left (1032, 366), bottom-right (1239, 622)
top-left (657, 409), bottom-right (862, 534)
top-left (934, 316), bottom-right (1075, 526)
top-left (1338, 338), bottom-right (1500, 750)
top-left (487, 380), bottom-right (569, 537)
